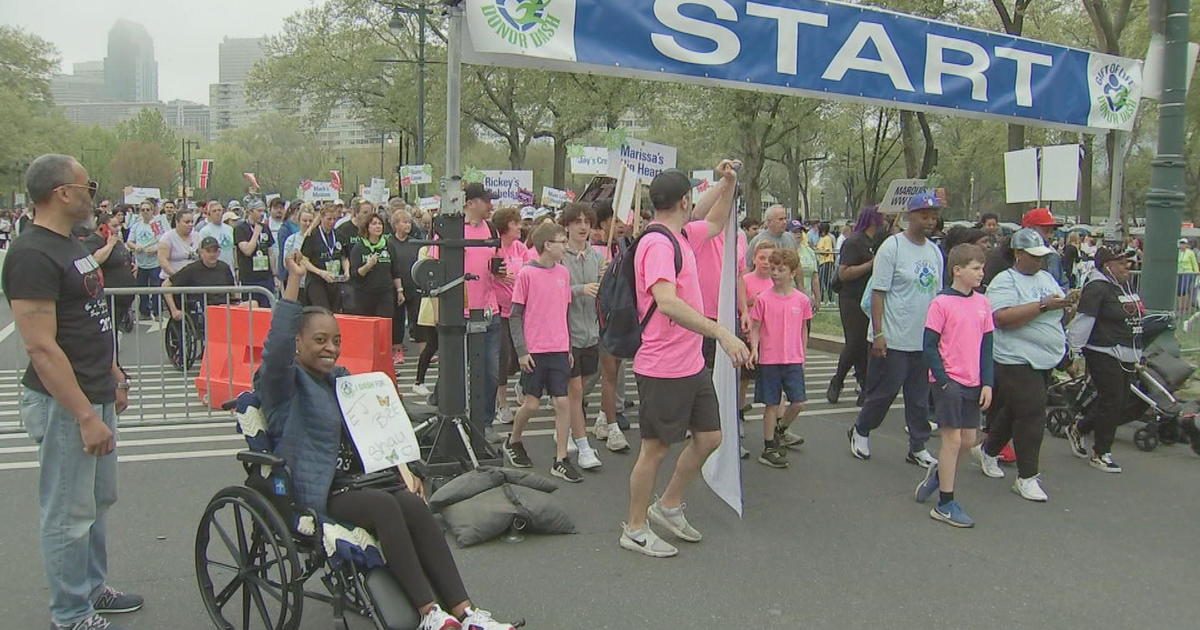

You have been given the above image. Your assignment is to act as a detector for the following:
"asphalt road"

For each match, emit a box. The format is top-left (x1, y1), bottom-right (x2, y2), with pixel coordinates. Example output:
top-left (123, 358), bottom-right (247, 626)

top-left (1, 350), bottom-right (1198, 629)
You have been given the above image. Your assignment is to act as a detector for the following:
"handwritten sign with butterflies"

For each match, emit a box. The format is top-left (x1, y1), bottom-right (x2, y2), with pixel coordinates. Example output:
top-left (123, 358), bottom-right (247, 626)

top-left (334, 372), bottom-right (421, 473)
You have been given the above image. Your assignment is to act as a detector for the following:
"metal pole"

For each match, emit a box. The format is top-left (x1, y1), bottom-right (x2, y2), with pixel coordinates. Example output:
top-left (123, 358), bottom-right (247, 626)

top-left (1141, 0), bottom-right (1191, 313)
top-left (1107, 131), bottom-right (1131, 244)
top-left (379, 133), bottom-right (385, 180)
top-left (438, 0), bottom-right (467, 423)
top-left (181, 140), bottom-right (189, 210)
top-left (445, 4), bottom-right (462, 178)
top-left (417, 1), bottom-right (427, 168)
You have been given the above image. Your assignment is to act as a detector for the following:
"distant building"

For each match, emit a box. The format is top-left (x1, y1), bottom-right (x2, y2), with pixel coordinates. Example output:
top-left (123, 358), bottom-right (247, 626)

top-left (218, 37), bottom-right (265, 83)
top-left (50, 61), bottom-right (107, 104)
top-left (104, 19), bottom-right (158, 102)
top-left (62, 101), bottom-right (165, 128)
top-left (164, 100), bottom-right (211, 141)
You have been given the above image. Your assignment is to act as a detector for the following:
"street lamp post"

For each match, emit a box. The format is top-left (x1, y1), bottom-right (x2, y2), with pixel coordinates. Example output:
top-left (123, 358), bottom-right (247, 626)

top-left (181, 139), bottom-right (200, 209)
top-left (380, 132), bottom-right (395, 180)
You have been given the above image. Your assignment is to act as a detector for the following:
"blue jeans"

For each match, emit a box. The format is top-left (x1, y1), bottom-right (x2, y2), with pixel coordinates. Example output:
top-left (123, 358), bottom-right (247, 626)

top-left (135, 267), bottom-right (161, 316)
top-left (20, 389), bottom-right (118, 626)
top-left (468, 314), bottom-right (501, 428)
top-left (853, 349), bottom-right (932, 452)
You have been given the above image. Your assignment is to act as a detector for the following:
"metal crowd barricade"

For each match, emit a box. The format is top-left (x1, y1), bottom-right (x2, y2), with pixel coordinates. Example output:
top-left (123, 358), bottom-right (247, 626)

top-left (1125, 270), bottom-right (1200, 353)
top-left (0, 285), bottom-right (276, 434)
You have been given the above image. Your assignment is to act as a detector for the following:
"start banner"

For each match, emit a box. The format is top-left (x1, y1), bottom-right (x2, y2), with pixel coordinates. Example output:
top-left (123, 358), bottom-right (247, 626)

top-left (463, 0), bottom-right (1143, 133)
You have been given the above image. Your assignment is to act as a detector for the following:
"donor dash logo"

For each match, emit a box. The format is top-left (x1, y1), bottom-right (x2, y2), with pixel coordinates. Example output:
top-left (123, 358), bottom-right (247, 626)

top-left (1093, 62), bottom-right (1137, 126)
top-left (480, 0), bottom-right (562, 50)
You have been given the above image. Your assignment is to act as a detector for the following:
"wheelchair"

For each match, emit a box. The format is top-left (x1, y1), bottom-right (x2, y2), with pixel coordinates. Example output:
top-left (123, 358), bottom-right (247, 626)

top-left (194, 391), bottom-right (421, 630)
top-left (165, 299), bottom-right (207, 371)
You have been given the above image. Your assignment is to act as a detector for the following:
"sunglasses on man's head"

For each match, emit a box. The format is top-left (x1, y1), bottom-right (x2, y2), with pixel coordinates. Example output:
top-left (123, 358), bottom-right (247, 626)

top-left (56, 180), bottom-right (99, 199)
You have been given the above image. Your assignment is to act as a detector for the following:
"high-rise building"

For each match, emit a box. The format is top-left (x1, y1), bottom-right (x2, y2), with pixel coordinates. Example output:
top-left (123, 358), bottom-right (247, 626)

top-left (164, 100), bottom-right (212, 141)
top-left (218, 37), bottom-right (265, 83)
top-left (50, 61), bottom-right (107, 104)
top-left (104, 19), bottom-right (158, 102)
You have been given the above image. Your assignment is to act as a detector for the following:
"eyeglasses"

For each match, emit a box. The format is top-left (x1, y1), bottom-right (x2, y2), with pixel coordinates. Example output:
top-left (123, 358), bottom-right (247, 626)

top-left (56, 180), bottom-right (99, 199)
top-left (549, 239), bottom-right (568, 245)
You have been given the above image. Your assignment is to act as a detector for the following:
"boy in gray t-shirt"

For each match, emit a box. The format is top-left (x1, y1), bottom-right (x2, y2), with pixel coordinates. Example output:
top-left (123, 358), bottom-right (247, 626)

top-left (849, 193), bottom-right (944, 468)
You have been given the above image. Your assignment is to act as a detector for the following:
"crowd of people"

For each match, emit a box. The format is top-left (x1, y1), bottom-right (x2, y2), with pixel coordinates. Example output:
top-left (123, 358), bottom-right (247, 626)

top-left (2, 152), bottom-right (1175, 630)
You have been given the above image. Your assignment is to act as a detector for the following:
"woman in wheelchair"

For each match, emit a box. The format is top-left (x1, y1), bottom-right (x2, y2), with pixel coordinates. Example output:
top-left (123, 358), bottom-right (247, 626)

top-left (260, 251), bottom-right (518, 630)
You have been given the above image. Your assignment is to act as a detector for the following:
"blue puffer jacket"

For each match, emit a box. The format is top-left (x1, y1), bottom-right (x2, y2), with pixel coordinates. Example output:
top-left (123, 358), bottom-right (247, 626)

top-left (255, 299), bottom-right (350, 516)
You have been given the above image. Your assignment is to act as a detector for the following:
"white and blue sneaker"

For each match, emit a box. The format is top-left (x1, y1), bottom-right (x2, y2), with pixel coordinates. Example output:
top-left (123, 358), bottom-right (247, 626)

top-left (930, 500), bottom-right (975, 528)
top-left (914, 462), bottom-right (940, 503)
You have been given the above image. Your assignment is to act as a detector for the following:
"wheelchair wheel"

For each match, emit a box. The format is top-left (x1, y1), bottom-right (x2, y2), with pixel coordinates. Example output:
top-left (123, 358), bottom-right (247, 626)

top-left (165, 313), bottom-right (204, 371)
top-left (1045, 408), bottom-right (1073, 439)
top-left (195, 485), bottom-right (303, 630)
top-left (1133, 427), bottom-right (1159, 452)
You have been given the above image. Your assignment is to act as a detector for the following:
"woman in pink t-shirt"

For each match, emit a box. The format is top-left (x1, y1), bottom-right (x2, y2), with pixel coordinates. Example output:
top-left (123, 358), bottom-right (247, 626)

top-left (490, 207), bottom-right (533, 425)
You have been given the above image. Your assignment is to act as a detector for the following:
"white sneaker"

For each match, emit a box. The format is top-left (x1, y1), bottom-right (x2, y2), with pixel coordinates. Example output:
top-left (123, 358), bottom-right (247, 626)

top-left (619, 523), bottom-right (678, 558)
top-left (906, 449), bottom-right (938, 469)
top-left (648, 498), bottom-right (702, 542)
top-left (461, 606), bottom-right (516, 630)
top-left (412, 383), bottom-right (432, 397)
top-left (593, 413), bottom-right (609, 439)
top-left (848, 426), bottom-right (870, 460)
top-left (577, 447), bottom-right (602, 469)
top-left (606, 424), bottom-right (630, 452)
top-left (972, 444), bottom-right (1005, 479)
top-left (554, 432), bottom-right (578, 454)
top-left (418, 604), bottom-right (461, 630)
top-left (496, 406), bottom-right (514, 425)
top-left (1013, 475), bottom-right (1049, 502)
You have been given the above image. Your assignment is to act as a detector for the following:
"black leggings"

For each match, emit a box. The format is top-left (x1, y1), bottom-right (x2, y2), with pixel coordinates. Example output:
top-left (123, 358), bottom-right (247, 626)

top-left (417, 331), bottom-right (439, 385)
top-left (393, 296), bottom-right (422, 345)
top-left (326, 487), bottom-right (467, 609)
top-left (1078, 349), bottom-right (1134, 454)
top-left (984, 363), bottom-right (1048, 478)
top-left (833, 292), bottom-right (869, 388)
top-left (354, 289), bottom-right (395, 319)
top-left (306, 278), bottom-right (341, 312)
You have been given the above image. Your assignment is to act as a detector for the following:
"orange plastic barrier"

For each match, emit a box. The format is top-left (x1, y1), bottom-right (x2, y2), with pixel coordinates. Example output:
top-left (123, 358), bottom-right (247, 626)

top-left (195, 303), bottom-right (395, 409)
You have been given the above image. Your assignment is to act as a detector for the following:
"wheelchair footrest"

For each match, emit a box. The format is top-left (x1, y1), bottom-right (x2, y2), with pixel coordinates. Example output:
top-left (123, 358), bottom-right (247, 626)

top-left (362, 568), bottom-right (420, 630)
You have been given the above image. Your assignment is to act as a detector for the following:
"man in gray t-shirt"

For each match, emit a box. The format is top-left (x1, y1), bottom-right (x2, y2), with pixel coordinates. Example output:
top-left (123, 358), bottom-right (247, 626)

top-left (746, 204), bottom-right (798, 266)
top-left (849, 193), bottom-right (944, 467)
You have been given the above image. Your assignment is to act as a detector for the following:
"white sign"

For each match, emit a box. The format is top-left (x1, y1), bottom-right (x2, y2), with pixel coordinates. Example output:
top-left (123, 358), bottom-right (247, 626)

top-left (400, 164), bottom-right (433, 186)
top-left (335, 372), bottom-right (420, 472)
top-left (123, 186), bottom-right (162, 204)
top-left (480, 170), bottom-right (534, 204)
top-left (363, 178), bottom-right (391, 204)
top-left (613, 162), bottom-right (638, 225)
top-left (14, 193), bottom-right (26, 206)
top-left (302, 181), bottom-right (341, 202)
top-left (1004, 148), bottom-right (1040, 204)
top-left (692, 170), bottom-right (715, 197)
top-left (569, 146), bottom-right (609, 175)
top-left (607, 137), bottom-right (677, 184)
top-left (418, 196), bottom-right (441, 211)
top-left (1039, 144), bottom-right (1080, 202)
top-left (879, 179), bottom-right (929, 214)
top-left (541, 186), bottom-right (569, 208)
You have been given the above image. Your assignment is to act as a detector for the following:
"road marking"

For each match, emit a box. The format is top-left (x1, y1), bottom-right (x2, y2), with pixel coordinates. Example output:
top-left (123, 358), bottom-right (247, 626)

top-left (0, 322), bottom-right (15, 345)
top-left (0, 422), bottom-right (233, 440)
top-left (0, 434), bottom-right (245, 455)
top-left (0, 448), bottom-right (243, 470)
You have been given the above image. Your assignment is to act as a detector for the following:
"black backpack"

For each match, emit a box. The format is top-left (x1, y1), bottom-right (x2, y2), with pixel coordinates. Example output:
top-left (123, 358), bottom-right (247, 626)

top-left (596, 224), bottom-right (683, 358)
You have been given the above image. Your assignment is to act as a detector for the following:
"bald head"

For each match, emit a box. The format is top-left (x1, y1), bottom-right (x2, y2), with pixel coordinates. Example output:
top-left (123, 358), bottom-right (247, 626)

top-left (764, 204), bottom-right (788, 236)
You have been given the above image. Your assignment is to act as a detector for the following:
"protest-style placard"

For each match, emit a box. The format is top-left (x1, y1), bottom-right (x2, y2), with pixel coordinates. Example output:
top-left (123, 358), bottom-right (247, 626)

top-left (692, 170), bottom-right (715, 197)
top-left (612, 162), bottom-right (638, 225)
top-left (569, 146), bottom-right (609, 175)
top-left (480, 170), bottom-right (534, 204)
top-left (123, 186), bottom-right (162, 204)
top-left (418, 196), bottom-right (441, 211)
top-left (541, 186), bottom-right (569, 208)
top-left (879, 179), bottom-right (930, 214)
top-left (400, 164), bottom-right (433, 186)
top-left (301, 181), bottom-right (341, 203)
top-left (334, 373), bottom-right (421, 473)
top-left (606, 137), bottom-right (677, 184)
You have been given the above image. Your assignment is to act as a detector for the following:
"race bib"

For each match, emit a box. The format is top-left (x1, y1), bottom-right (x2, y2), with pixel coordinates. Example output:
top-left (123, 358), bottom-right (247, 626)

top-left (252, 252), bottom-right (269, 272)
top-left (325, 259), bottom-right (342, 275)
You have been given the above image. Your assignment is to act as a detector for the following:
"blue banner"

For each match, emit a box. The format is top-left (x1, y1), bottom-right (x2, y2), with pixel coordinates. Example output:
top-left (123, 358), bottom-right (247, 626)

top-left (464, 0), bottom-right (1143, 132)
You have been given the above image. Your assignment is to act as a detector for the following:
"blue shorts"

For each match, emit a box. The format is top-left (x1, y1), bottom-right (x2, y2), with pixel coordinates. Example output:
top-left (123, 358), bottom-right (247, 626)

top-left (754, 364), bottom-right (807, 406)
top-left (519, 352), bottom-right (570, 398)
top-left (931, 381), bottom-right (982, 429)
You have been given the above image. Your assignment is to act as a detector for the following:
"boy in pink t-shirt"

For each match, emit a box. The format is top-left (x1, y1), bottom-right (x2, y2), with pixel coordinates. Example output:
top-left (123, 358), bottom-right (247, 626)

top-left (914, 244), bottom-right (995, 528)
top-left (503, 223), bottom-right (599, 483)
top-left (748, 248), bottom-right (813, 468)
top-left (739, 240), bottom-right (777, 422)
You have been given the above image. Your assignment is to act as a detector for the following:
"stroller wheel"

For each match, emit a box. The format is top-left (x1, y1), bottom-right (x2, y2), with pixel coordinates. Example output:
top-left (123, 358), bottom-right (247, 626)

top-left (1046, 408), bottom-right (1072, 439)
top-left (1158, 420), bottom-right (1181, 445)
top-left (1133, 427), bottom-right (1159, 452)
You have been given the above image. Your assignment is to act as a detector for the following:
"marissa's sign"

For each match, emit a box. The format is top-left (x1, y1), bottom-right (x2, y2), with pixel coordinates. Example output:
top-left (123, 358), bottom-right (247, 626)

top-left (464, 0), bottom-right (1143, 132)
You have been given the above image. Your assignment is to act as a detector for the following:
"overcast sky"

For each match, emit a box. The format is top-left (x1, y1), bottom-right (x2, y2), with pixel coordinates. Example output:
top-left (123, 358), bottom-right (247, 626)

top-left (0, 0), bottom-right (313, 104)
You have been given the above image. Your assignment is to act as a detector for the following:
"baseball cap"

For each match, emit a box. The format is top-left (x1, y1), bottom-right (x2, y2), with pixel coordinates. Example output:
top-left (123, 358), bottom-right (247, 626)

top-left (248, 200), bottom-right (266, 210)
top-left (199, 236), bottom-right (221, 250)
top-left (464, 182), bottom-right (499, 202)
top-left (519, 206), bottom-right (536, 220)
top-left (788, 219), bottom-right (805, 231)
top-left (1021, 207), bottom-right (1061, 227)
top-left (222, 211), bottom-right (240, 223)
top-left (1010, 228), bottom-right (1054, 257)
top-left (906, 192), bottom-right (944, 211)
top-left (533, 206), bottom-right (553, 219)
top-left (648, 169), bottom-right (700, 210)
top-left (227, 200), bottom-right (242, 210)
top-left (1094, 246), bottom-right (1134, 268)
top-left (1179, 238), bottom-right (1190, 245)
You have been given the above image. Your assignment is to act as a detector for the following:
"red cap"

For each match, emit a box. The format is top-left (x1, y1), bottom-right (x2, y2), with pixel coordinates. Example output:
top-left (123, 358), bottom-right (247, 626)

top-left (1021, 207), bottom-right (1061, 228)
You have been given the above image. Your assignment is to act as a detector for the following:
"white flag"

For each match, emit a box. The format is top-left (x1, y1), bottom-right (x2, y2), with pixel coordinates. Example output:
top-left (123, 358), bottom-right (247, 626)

top-left (701, 197), bottom-right (743, 517)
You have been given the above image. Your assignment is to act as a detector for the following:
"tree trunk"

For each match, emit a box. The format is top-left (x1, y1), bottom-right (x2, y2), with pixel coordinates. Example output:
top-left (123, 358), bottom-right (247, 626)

top-left (899, 111), bottom-right (921, 178)
top-left (917, 113), bottom-right (937, 178)
top-left (552, 137), bottom-right (567, 189)
top-left (1079, 133), bottom-right (1094, 224)
top-left (742, 151), bottom-right (766, 220)
top-left (785, 157), bottom-right (802, 220)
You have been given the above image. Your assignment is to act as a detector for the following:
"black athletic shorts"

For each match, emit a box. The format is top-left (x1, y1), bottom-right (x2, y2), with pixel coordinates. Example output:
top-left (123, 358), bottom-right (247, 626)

top-left (634, 368), bottom-right (720, 444)
top-left (570, 345), bottom-right (599, 378)
top-left (519, 352), bottom-right (570, 398)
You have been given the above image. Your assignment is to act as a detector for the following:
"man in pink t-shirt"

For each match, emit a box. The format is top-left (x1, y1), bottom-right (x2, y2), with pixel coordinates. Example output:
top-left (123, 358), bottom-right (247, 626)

top-left (620, 162), bottom-right (750, 560)
top-left (748, 248), bottom-right (812, 469)
top-left (683, 218), bottom-right (747, 369)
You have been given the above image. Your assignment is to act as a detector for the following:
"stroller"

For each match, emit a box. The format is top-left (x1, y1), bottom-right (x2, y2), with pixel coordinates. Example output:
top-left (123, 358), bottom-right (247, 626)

top-left (1044, 313), bottom-right (1200, 455)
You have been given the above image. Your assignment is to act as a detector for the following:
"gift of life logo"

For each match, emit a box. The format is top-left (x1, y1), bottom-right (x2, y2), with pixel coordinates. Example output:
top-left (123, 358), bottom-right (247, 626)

top-left (1094, 62), bottom-right (1137, 126)
top-left (481, 0), bottom-right (562, 50)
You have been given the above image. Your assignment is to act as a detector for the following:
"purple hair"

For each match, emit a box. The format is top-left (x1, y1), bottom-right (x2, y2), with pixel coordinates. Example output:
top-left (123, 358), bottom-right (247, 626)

top-left (853, 205), bottom-right (884, 233)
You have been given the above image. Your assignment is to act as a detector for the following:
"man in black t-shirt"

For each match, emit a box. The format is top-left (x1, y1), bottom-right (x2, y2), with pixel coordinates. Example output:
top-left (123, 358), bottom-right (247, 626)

top-left (2, 154), bottom-right (143, 629)
top-left (163, 236), bottom-right (237, 320)
top-left (234, 200), bottom-right (277, 306)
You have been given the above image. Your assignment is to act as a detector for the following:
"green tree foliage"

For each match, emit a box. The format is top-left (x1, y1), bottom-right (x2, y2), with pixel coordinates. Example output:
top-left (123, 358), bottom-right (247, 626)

top-left (116, 108), bottom-right (177, 156)
top-left (0, 26), bottom-right (70, 197)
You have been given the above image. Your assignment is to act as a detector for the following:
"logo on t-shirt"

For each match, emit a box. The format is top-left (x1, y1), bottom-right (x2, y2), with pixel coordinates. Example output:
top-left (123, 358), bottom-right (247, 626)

top-left (914, 260), bottom-right (938, 293)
